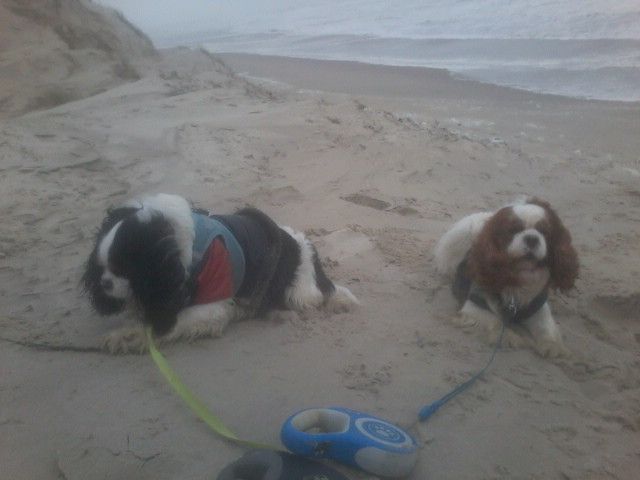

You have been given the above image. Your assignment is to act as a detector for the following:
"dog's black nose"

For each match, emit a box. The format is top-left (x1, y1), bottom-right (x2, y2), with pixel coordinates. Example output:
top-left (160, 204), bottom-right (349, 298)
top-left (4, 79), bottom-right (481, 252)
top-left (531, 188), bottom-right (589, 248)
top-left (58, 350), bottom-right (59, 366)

top-left (100, 278), bottom-right (114, 291)
top-left (524, 234), bottom-right (539, 249)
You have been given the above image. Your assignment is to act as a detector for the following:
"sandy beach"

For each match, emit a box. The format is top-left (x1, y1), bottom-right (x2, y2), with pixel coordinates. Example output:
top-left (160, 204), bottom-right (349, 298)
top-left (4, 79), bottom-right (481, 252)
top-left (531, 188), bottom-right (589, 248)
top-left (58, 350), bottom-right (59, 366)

top-left (1, 15), bottom-right (640, 479)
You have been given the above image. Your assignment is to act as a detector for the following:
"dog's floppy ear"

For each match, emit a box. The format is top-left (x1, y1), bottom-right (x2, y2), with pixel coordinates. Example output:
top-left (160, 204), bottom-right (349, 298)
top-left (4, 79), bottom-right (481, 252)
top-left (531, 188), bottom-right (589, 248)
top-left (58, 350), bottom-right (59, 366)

top-left (102, 206), bottom-right (140, 231)
top-left (81, 254), bottom-right (127, 314)
top-left (81, 206), bottom-right (139, 314)
top-left (117, 213), bottom-right (188, 335)
top-left (529, 198), bottom-right (579, 292)
top-left (467, 208), bottom-right (520, 293)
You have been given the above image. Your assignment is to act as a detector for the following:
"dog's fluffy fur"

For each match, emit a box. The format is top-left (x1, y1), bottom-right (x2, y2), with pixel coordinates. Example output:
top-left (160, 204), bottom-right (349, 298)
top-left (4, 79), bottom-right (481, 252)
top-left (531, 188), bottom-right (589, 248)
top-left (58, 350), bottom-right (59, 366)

top-left (435, 197), bottom-right (578, 357)
top-left (82, 194), bottom-right (358, 353)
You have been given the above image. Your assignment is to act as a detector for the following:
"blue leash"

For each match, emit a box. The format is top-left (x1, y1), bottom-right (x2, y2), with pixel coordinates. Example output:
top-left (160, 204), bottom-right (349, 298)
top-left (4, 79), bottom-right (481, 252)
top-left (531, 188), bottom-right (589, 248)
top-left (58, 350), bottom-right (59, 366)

top-left (418, 321), bottom-right (505, 421)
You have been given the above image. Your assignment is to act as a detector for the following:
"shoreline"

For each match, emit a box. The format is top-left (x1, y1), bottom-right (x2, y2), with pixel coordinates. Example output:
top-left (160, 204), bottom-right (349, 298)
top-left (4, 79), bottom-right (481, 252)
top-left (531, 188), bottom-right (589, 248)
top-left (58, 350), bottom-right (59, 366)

top-left (214, 51), bottom-right (640, 106)
top-left (216, 51), bottom-right (640, 162)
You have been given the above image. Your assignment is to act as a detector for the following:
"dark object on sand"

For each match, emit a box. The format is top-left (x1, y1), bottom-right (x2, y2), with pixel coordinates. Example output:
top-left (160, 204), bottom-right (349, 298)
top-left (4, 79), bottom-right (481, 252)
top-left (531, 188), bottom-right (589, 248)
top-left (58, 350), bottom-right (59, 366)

top-left (217, 449), bottom-right (350, 480)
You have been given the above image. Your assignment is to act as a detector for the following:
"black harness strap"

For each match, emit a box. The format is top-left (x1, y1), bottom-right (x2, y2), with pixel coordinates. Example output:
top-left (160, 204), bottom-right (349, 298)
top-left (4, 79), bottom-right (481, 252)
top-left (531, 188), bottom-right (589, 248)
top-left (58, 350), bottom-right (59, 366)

top-left (495, 289), bottom-right (548, 324)
top-left (454, 258), bottom-right (549, 324)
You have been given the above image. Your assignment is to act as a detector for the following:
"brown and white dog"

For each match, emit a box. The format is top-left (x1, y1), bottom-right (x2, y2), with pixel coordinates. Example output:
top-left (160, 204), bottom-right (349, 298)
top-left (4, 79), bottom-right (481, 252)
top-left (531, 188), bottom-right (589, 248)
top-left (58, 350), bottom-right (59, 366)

top-left (434, 197), bottom-right (578, 357)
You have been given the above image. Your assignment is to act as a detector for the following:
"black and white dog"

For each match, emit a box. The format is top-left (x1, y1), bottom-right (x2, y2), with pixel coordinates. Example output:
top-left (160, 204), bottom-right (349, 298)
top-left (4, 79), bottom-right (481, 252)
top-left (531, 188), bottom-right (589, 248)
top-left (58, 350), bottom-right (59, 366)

top-left (82, 194), bottom-right (358, 353)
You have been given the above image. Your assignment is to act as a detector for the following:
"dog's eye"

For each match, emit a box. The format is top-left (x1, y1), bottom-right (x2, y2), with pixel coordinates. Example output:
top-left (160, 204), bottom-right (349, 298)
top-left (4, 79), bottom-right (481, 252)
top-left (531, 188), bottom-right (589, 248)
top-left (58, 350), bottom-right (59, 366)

top-left (508, 225), bottom-right (521, 236)
top-left (536, 221), bottom-right (550, 236)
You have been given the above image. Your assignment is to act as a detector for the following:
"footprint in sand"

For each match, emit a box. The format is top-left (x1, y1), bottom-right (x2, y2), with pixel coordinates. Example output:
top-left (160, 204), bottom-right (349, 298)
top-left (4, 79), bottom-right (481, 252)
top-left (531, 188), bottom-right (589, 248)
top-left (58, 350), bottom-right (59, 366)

top-left (341, 193), bottom-right (391, 210)
top-left (247, 185), bottom-right (304, 206)
top-left (341, 192), bottom-right (422, 217)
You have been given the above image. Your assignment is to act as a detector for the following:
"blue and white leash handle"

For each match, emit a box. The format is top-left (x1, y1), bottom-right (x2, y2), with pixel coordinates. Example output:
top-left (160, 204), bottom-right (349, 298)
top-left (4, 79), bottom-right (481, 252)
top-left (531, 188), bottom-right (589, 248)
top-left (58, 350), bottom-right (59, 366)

top-left (281, 407), bottom-right (418, 478)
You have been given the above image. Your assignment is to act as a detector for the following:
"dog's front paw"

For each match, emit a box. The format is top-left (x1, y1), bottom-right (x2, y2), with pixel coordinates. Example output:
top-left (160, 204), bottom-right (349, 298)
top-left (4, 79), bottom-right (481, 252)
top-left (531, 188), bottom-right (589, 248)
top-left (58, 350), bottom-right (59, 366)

top-left (500, 328), bottom-right (527, 349)
top-left (102, 327), bottom-right (148, 354)
top-left (452, 312), bottom-right (478, 328)
top-left (534, 338), bottom-right (570, 358)
top-left (182, 318), bottom-right (225, 341)
top-left (165, 308), bottom-right (232, 343)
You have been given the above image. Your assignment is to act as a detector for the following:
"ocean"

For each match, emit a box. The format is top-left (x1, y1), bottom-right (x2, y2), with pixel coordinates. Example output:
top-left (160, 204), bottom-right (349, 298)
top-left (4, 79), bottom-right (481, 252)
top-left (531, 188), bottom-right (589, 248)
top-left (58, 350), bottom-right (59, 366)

top-left (102, 0), bottom-right (640, 102)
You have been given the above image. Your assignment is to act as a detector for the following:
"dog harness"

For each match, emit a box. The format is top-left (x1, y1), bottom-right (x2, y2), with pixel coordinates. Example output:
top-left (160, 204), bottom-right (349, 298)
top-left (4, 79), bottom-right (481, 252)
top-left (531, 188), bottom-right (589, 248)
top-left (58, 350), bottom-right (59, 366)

top-left (454, 257), bottom-right (548, 323)
top-left (190, 212), bottom-right (246, 304)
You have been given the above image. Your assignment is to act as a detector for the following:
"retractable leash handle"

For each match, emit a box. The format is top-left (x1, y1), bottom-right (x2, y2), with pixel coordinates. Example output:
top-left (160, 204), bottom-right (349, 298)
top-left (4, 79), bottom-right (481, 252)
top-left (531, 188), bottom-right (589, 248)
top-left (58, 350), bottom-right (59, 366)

top-left (281, 407), bottom-right (418, 478)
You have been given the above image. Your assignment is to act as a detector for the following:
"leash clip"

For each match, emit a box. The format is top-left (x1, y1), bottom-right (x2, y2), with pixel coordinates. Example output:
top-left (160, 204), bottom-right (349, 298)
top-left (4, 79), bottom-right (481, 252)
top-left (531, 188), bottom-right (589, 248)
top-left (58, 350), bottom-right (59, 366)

top-left (505, 295), bottom-right (518, 319)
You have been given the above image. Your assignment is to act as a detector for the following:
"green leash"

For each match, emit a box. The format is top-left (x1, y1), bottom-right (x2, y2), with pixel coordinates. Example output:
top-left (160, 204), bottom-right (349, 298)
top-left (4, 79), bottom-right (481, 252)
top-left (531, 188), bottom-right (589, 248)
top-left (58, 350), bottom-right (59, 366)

top-left (146, 329), bottom-right (282, 451)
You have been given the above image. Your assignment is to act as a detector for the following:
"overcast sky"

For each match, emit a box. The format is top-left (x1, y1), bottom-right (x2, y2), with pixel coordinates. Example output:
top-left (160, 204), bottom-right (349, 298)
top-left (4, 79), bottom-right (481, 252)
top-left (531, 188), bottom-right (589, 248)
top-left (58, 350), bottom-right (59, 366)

top-left (98, 1), bottom-right (640, 42)
top-left (98, 1), bottom-right (298, 35)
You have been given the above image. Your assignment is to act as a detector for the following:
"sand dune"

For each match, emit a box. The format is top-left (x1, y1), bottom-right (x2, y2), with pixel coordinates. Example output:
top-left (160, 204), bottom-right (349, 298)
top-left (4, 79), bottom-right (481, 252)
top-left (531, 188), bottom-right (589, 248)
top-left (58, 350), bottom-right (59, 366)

top-left (0, 0), bottom-right (157, 119)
